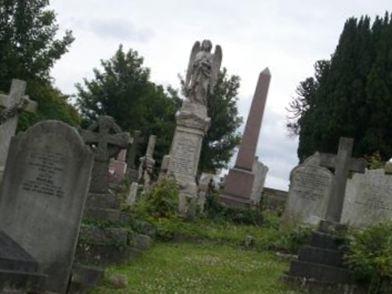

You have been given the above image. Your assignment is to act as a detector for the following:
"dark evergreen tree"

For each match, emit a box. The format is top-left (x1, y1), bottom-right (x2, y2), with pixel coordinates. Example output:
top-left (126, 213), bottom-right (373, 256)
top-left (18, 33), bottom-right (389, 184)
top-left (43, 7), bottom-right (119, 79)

top-left (287, 13), bottom-right (392, 161)
top-left (0, 0), bottom-right (79, 129)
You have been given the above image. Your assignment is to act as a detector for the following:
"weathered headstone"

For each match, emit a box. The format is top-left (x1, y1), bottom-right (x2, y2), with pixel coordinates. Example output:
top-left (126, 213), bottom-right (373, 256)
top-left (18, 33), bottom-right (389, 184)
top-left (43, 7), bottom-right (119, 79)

top-left (138, 135), bottom-right (156, 191)
top-left (0, 79), bottom-right (37, 179)
top-left (158, 154), bottom-right (170, 182)
top-left (198, 173), bottom-right (214, 211)
top-left (167, 40), bottom-right (222, 214)
top-left (220, 69), bottom-right (271, 207)
top-left (126, 182), bottom-right (139, 206)
top-left (282, 153), bottom-right (333, 225)
top-left (341, 168), bottom-right (392, 228)
top-left (81, 115), bottom-right (130, 194)
top-left (127, 130), bottom-right (143, 181)
top-left (109, 149), bottom-right (128, 184)
top-left (0, 120), bottom-right (93, 293)
top-left (250, 158), bottom-right (269, 205)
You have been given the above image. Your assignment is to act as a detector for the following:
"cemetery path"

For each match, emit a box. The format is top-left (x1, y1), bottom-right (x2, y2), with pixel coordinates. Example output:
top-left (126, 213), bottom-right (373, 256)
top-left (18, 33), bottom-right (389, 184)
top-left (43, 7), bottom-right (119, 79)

top-left (92, 241), bottom-right (304, 293)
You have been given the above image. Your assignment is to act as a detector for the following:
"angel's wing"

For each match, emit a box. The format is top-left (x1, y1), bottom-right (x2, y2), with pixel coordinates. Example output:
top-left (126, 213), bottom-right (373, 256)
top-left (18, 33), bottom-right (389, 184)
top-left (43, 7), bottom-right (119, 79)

top-left (185, 41), bottom-right (201, 88)
top-left (210, 45), bottom-right (222, 93)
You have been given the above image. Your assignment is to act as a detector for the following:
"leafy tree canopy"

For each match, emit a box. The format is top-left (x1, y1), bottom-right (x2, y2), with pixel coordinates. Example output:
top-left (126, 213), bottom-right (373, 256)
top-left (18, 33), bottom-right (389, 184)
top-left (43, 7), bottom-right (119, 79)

top-left (77, 45), bottom-right (242, 173)
top-left (0, 0), bottom-right (79, 129)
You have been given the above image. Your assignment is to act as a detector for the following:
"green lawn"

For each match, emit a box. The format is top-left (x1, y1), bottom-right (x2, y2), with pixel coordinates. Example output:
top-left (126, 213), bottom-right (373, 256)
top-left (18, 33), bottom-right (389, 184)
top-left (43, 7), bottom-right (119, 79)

top-left (92, 242), bottom-right (304, 294)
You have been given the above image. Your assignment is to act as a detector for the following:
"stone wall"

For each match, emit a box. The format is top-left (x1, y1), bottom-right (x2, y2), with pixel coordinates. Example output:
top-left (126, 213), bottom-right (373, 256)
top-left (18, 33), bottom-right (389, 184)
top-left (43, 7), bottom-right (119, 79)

top-left (260, 187), bottom-right (288, 212)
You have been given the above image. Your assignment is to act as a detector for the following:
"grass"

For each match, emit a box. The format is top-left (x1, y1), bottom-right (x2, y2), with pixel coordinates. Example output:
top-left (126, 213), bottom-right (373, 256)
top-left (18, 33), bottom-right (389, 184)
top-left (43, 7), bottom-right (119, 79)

top-left (92, 241), bottom-right (304, 294)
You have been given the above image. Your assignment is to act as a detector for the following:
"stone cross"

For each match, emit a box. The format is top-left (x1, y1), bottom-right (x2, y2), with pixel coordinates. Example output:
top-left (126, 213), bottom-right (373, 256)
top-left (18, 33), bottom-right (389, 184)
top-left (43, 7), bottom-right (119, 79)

top-left (138, 135), bottom-right (156, 190)
top-left (81, 115), bottom-right (130, 193)
top-left (319, 137), bottom-right (367, 223)
top-left (127, 130), bottom-right (143, 170)
top-left (0, 79), bottom-right (37, 172)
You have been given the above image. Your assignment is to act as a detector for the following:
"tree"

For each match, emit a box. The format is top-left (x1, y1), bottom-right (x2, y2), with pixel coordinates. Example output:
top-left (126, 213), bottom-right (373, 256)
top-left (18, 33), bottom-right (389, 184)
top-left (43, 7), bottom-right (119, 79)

top-left (0, 0), bottom-right (79, 129)
top-left (77, 46), bottom-right (242, 173)
top-left (199, 69), bottom-right (242, 172)
top-left (287, 13), bottom-right (392, 162)
top-left (76, 45), bottom-right (181, 165)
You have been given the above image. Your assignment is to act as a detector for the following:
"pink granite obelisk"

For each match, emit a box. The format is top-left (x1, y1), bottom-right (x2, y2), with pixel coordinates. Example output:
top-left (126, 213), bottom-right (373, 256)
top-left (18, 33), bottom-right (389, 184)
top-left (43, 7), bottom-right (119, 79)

top-left (220, 68), bottom-right (271, 207)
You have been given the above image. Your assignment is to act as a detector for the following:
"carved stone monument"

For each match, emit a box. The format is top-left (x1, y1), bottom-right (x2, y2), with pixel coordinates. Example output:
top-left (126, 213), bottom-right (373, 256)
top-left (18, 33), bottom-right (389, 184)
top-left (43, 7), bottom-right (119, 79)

top-left (138, 134), bottom-right (156, 191)
top-left (0, 79), bottom-right (37, 179)
top-left (220, 69), bottom-right (271, 207)
top-left (0, 121), bottom-right (93, 293)
top-left (127, 130), bottom-right (143, 182)
top-left (81, 115), bottom-right (130, 194)
top-left (282, 153), bottom-right (333, 225)
top-left (108, 149), bottom-right (128, 184)
top-left (342, 168), bottom-right (392, 228)
top-left (250, 158), bottom-right (269, 205)
top-left (166, 40), bottom-right (222, 214)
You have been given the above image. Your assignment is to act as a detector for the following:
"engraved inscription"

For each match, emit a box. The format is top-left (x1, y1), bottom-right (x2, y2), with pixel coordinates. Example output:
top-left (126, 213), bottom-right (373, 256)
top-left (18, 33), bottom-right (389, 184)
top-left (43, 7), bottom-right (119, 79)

top-left (21, 151), bottom-right (65, 197)
top-left (292, 167), bottom-right (330, 201)
top-left (173, 139), bottom-right (196, 176)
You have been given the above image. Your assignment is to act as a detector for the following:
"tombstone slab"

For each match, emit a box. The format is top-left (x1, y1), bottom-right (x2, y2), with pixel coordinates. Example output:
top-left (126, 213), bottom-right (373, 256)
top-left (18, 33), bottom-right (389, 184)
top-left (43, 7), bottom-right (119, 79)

top-left (0, 120), bottom-right (93, 293)
top-left (250, 159), bottom-right (268, 205)
top-left (282, 153), bottom-right (333, 225)
top-left (220, 69), bottom-right (271, 207)
top-left (342, 169), bottom-right (392, 227)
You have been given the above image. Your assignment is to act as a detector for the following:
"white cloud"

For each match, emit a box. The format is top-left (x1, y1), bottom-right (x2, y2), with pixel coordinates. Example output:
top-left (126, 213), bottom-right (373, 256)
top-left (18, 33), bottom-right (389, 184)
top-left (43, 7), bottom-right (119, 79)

top-left (50, 0), bottom-right (391, 190)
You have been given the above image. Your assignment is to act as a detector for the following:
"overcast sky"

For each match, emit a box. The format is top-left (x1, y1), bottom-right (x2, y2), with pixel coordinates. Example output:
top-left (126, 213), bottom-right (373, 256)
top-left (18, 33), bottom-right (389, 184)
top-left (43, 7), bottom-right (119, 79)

top-left (50, 0), bottom-right (390, 190)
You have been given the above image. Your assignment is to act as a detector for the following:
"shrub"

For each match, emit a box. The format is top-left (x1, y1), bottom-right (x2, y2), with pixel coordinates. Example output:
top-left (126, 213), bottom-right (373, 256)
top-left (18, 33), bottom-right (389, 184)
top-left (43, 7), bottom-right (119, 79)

top-left (204, 193), bottom-right (264, 225)
top-left (136, 179), bottom-right (179, 218)
top-left (345, 222), bottom-right (392, 293)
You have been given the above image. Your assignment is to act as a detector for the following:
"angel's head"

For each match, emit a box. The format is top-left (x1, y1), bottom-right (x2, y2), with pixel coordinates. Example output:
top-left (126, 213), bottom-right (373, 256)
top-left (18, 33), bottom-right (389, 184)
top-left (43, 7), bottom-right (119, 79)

top-left (201, 40), bottom-right (212, 52)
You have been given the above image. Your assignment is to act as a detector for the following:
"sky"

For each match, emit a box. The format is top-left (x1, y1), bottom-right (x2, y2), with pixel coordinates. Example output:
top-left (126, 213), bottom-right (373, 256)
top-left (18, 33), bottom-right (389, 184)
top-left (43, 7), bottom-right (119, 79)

top-left (50, 0), bottom-right (390, 190)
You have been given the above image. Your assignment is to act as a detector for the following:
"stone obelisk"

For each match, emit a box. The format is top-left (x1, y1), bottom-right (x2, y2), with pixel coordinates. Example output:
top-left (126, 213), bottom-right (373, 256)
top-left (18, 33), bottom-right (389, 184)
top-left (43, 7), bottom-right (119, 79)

top-left (220, 68), bottom-right (271, 207)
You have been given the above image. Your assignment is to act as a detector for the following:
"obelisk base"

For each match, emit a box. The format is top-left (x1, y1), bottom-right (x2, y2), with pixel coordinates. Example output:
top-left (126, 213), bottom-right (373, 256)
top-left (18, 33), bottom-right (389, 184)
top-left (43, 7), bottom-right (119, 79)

top-left (166, 100), bottom-right (210, 216)
top-left (220, 167), bottom-right (255, 208)
top-left (220, 158), bottom-right (268, 208)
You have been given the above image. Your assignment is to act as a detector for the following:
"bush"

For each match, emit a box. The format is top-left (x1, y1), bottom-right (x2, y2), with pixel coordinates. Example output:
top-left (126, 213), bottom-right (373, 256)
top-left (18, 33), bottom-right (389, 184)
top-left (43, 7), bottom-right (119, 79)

top-left (204, 193), bottom-right (264, 225)
top-left (345, 222), bottom-right (392, 293)
top-left (135, 179), bottom-right (179, 218)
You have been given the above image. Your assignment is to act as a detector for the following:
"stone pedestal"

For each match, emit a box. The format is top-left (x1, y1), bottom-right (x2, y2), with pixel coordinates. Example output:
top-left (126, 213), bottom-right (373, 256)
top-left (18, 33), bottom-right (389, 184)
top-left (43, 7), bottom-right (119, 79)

top-left (285, 221), bottom-right (359, 292)
top-left (167, 100), bottom-right (210, 215)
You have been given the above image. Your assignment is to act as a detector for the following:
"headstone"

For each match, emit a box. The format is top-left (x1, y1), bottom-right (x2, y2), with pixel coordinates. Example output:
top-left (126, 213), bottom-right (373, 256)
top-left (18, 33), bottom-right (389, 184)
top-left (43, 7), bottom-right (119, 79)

top-left (0, 120), bottom-right (94, 293)
top-left (282, 153), bottom-right (333, 225)
top-left (341, 168), bottom-right (392, 228)
top-left (127, 130), bottom-right (143, 181)
top-left (166, 39), bottom-right (222, 215)
top-left (198, 173), bottom-right (214, 211)
top-left (109, 149), bottom-right (128, 184)
top-left (220, 69), bottom-right (271, 207)
top-left (138, 135), bottom-right (156, 191)
top-left (81, 115), bottom-right (130, 194)
top-left (126, 182), bottom-right (139, 206)
top-left (158, 155), bottom-right (170, 182)
top-left (0, 79), bottom-right (37, 179)
top-left (250, 158), bottom-right (269, 205)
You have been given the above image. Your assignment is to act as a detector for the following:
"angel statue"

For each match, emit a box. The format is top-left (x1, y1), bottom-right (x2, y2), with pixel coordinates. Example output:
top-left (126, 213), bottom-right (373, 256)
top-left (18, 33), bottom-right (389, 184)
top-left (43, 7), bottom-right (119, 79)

top-left (184, 40), bottom-right (222, 106)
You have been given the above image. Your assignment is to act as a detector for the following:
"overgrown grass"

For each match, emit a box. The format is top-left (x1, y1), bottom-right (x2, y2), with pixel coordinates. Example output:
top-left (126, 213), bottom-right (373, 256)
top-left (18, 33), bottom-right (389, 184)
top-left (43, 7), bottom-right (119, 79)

top-left (92, 242), bottom-right (303, 294)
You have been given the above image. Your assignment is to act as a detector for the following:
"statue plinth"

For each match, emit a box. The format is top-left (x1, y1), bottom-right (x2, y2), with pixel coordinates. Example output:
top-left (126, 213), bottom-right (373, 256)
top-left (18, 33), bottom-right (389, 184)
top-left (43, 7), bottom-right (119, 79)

top-left (167, 100), bottom-right (210, 215)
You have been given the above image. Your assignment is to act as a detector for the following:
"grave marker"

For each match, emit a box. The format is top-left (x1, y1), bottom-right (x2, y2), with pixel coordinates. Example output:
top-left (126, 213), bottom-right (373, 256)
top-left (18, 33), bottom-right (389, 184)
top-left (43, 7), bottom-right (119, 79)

top-left (0, 121), bottom-right (93, 293)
